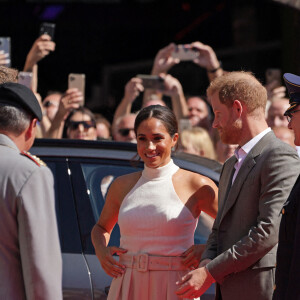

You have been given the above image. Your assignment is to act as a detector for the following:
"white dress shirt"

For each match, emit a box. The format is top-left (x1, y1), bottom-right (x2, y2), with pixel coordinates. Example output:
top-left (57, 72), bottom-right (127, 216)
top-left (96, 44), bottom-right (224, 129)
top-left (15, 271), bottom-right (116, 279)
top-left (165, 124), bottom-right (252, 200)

top-left (232, 127), bottom-right (271, 184)
top-left (296, 146), bottom-right (300, 158)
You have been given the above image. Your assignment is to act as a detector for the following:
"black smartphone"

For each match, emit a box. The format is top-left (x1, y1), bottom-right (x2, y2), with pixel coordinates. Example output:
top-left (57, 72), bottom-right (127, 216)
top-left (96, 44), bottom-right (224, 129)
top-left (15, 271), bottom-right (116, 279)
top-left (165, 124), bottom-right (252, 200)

top-left (137, 74), bottom-right (165, 90)
top-left (0, 37), bottom-right (11, 67)
top-left (39, 23), bottom-right (56, 40)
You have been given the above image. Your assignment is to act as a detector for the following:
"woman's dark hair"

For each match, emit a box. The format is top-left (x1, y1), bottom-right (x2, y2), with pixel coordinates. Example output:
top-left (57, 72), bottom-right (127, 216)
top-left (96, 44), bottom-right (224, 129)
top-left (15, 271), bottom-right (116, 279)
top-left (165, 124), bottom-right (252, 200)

top-left (134, 105), bottom-right (178, 137)
top-left (62, 106), bottom-right (96, 138)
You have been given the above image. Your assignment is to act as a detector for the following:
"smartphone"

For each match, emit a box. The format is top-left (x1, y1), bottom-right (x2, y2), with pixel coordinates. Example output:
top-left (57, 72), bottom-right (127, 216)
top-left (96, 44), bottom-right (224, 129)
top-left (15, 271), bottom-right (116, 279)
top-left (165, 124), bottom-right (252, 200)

top-left (68, 73), bottom-right (85, 106)
top-left (137, 74), bottom-right (165, 90)
top-left (0, 37), bottom-right (11, 67)
top-left (39, 23), bottom-right (55, 40)
top-left (18, 72), bottom-right (33, 89)
top-left (179, 118), bottom-right (191, 132)
top-left (265, 68), bottom-right (282, 87)
top-left (171, 45), bottom-right (199, 61)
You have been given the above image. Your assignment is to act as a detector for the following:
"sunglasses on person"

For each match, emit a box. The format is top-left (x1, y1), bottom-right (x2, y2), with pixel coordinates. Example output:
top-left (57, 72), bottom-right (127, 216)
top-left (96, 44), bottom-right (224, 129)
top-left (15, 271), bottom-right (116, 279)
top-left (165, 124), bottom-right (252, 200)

top-left (67, 120), bottom-right (96, 130)
top-left (118, 128), bottom-right (135, 137)
top-left (43, 101), bottom-right (56, 108)
top-left (285, 109), bottom-right (300, 123)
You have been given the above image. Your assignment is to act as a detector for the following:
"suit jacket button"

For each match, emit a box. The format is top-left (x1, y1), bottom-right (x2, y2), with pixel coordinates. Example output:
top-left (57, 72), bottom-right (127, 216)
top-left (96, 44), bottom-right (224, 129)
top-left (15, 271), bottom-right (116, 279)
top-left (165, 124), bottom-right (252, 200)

top-left (273, 284), bottom-right (276, 290)
top-left (282, 208), bottom-right (285, 214)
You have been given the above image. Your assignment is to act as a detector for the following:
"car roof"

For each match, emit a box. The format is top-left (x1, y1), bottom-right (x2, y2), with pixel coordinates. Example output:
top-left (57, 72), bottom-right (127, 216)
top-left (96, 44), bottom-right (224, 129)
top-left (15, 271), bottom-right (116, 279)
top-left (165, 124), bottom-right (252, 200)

top-left (32, 138), bottom-right (221, 183)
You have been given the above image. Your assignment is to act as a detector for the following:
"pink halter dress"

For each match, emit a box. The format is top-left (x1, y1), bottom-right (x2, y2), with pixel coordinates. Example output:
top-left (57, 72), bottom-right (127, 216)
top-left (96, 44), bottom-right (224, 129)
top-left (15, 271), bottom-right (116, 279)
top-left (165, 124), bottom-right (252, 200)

top-left (107, 159), bottom-right (199, 300)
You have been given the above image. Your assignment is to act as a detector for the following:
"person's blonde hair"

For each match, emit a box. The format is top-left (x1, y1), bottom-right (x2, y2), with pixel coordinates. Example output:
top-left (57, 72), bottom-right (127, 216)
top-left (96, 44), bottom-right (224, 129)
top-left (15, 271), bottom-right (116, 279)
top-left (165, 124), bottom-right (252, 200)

top-left (207, 71), bottom-right (267, 115)
top-left (179, 127), bottom-right (217, 160)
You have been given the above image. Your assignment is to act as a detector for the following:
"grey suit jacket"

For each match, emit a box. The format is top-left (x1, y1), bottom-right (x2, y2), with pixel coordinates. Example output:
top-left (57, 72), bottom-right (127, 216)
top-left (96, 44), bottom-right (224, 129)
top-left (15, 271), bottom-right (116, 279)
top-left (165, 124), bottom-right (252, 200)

top-left (0, 134), bottom-right (62, 300)
top-left (202, 131), bottom-right (300, 300)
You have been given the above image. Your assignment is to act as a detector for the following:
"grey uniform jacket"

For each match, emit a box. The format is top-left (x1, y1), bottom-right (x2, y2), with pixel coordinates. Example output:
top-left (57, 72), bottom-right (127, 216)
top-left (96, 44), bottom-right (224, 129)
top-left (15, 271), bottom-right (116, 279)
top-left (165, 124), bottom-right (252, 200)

top-left (0, 134), bottom-right (62, 300)
top-left (202, 131), bottom-right (300, 300)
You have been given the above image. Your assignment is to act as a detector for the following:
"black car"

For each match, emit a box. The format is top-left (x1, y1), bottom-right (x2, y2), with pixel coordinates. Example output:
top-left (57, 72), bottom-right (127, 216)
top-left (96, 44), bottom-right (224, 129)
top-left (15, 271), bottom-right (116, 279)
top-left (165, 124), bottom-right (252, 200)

top-left (31, 138), bottom-right (222, 300)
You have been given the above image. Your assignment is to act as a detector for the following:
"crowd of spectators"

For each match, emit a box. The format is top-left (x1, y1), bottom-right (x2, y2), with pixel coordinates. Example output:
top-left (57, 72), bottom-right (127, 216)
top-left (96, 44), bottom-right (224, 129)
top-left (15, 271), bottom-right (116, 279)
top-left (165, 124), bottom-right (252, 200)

top-left (2, 31), bottom-right (297, 164)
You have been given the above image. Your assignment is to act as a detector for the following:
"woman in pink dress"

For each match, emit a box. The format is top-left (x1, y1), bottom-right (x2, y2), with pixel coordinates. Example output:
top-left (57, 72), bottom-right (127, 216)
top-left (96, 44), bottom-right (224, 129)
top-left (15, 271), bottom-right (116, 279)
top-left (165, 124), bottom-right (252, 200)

top-left (92, 105), bottom-right (218, 300)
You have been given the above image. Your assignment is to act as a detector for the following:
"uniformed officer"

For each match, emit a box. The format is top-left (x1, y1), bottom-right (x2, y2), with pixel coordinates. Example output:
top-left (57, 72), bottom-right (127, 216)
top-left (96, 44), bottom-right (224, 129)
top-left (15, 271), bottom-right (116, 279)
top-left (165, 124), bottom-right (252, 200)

top-left (0, 82), bottom-right (62, 299)
top-left (273, 73), bottom-right (300, 300)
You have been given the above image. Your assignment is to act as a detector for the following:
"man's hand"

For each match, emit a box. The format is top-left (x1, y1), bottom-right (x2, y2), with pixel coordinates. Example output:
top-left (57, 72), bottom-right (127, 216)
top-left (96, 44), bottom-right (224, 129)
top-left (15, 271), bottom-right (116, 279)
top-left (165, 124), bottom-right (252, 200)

top-left (175, 266), bottom-right (215, 299)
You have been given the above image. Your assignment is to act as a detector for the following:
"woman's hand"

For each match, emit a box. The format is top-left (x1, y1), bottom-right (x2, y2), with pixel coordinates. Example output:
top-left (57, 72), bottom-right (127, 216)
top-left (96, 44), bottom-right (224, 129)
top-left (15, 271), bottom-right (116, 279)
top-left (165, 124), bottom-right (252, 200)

top-left (55, 88), bottom-right (83, 120)
top-left (151, 43), bottom-right (178, 75)
top-left (24, 35), bottom-right (55, 70)
top-left (181, 244), bottom-right (206, 269)
top-left (96, 245), bottom-right (128, 278)
top-left (159, 73), bottom-right (183, 97)
top-left (123, 77), bottom-right (144, 103)
top-left (265, 81), bottom-right (286, 101)
top-left (0, 50), bottom-right (10, 66)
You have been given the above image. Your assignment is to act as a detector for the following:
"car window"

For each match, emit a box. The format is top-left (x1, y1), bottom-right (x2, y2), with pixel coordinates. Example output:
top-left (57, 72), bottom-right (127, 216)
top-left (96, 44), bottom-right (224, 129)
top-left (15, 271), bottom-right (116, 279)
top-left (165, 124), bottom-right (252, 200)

top-left (45, 160), bottom-right (82, 253)
top-left (69, 161), bottom-right (142, 253)
top-left (81, 164), bottom-right (141, 221)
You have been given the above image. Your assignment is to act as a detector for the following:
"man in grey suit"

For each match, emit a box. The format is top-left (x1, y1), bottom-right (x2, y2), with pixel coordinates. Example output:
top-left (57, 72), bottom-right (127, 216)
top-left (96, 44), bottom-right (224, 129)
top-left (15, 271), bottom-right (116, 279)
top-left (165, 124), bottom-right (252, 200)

top-left (0, 82), bottom-right (62, 299)
top-left (176, 71), bottom-right (300, 300)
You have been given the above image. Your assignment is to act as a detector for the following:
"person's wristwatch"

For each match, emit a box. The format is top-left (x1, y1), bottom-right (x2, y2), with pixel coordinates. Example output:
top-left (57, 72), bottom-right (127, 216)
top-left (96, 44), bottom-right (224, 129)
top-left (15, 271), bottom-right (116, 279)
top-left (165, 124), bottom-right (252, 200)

top-left (207, 61), bottom-right (223, 73)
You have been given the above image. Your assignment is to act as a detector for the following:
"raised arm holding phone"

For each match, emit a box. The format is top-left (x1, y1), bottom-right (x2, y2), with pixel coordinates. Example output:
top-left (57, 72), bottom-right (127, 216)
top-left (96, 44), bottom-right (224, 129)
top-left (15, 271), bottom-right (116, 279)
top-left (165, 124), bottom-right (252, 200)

top-left (190, 41), bottom-right (223, 82)
top-left (23, 34), bottom-right (56, 93)
top-left (45, 88), bottom-right (83, 138)
top-left (112, 77), bottom-right (144, 128)
top-left (142, 43), bottom-right (178, 107)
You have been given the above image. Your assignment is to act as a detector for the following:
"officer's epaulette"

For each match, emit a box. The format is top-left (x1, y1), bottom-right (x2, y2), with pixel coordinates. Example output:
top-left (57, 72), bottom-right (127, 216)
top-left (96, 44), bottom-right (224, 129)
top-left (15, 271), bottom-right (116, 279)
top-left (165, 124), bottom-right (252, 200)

top-left (21, 151), bottom-right (47, 167)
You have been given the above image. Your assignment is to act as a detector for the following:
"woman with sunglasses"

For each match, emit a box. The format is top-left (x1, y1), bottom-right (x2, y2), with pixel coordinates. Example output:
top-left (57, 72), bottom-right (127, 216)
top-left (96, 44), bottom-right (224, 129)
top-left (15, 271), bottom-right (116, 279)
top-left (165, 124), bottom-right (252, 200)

top-left (92, 105), bottom-right (218, 300)
top-left (63, 106), bottom-right (97, 140)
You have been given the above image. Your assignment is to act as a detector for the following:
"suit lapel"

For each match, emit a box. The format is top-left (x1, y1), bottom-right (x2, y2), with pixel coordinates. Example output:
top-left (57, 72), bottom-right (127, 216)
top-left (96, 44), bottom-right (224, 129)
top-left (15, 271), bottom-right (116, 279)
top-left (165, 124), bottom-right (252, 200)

top-left (219, 154), bottom-right (256, 223)
top-left (219, 131), bottom-right (275, 224)
top-left (218, 156), bottom-right (237, 219)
